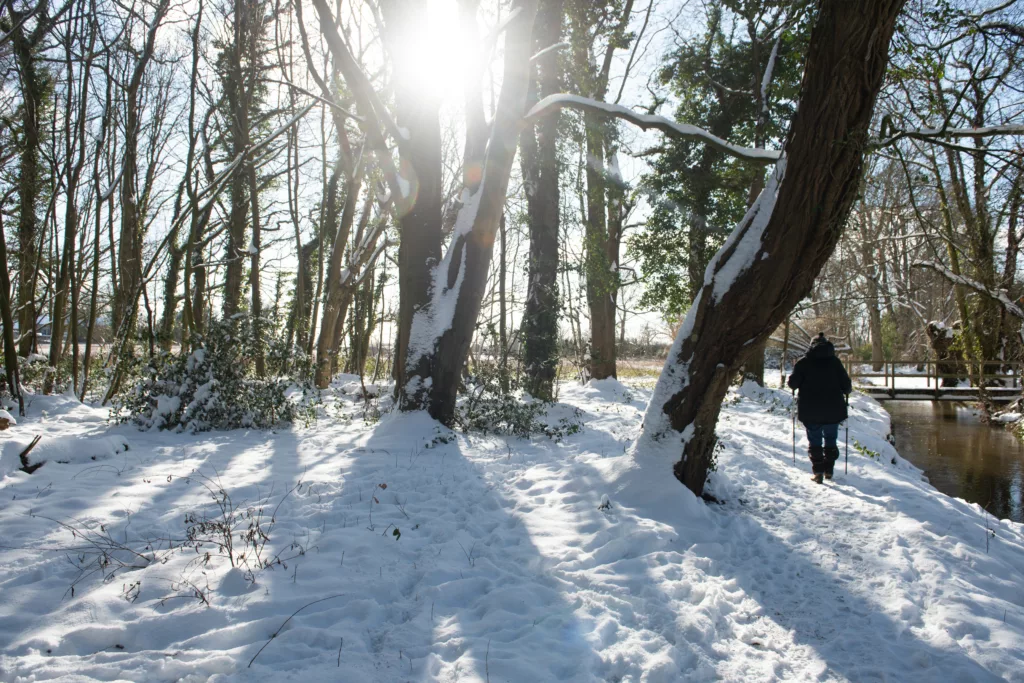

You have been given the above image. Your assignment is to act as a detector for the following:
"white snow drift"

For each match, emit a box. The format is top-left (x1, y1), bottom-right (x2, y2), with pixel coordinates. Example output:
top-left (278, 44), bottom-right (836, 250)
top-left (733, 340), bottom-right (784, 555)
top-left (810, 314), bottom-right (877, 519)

top-left (0, 375), bottom-right (1021, 682)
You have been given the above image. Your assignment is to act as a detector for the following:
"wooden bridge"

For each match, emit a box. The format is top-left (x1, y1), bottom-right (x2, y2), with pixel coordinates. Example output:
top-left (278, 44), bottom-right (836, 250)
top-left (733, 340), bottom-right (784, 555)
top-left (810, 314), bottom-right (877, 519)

top-left (847, 359), bottom-right (1023, 404)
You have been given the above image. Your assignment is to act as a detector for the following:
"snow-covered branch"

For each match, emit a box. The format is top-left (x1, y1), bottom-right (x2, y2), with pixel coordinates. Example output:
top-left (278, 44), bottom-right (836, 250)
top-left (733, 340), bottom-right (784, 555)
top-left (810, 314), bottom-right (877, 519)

top-left (872, 123), bottom-right (1024, 149)
top-left (913, 260), bottom-right (1024, 321)
top-left (524, 94), bottom-right (782, 163)
top-left (530, 41), bottom-right (568, 63)
top-left (760, 34), bottom-right (782, 115)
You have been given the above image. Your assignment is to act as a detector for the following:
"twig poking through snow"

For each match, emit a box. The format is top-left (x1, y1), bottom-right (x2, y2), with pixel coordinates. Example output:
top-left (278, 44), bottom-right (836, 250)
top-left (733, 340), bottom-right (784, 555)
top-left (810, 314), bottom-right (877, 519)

top-left (247, 594), bottom-right (346, 667)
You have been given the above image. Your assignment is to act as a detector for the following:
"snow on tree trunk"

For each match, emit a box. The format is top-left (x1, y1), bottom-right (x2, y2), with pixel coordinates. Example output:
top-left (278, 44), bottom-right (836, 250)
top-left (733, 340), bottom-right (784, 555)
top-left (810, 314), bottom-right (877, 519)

top-left (638, 0), bottom-right (906, 497)
top-left (399, 0), bottom-right (539, 424)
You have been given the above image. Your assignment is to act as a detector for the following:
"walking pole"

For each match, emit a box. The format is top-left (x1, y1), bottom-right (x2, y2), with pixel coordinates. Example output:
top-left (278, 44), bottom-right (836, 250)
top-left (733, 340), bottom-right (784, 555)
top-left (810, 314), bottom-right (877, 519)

top-left (791, 388), bottom-right (796, 464)
top-left (845, 394), bottom-right (850, 475)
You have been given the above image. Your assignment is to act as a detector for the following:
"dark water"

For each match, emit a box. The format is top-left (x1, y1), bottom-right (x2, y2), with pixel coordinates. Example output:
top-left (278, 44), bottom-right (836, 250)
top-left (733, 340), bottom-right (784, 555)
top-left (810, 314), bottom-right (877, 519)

top-left (885, 401), bottom-right (1024, 523)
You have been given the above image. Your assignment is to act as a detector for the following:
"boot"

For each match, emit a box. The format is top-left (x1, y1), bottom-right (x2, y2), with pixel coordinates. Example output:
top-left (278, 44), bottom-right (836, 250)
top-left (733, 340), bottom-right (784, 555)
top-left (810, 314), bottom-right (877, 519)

top-left (824, 446), bottom-right (840, 480)
top-left (809, 446), bottom-right (825, 484)
top-left (811, 472), bottom-right (824, 484)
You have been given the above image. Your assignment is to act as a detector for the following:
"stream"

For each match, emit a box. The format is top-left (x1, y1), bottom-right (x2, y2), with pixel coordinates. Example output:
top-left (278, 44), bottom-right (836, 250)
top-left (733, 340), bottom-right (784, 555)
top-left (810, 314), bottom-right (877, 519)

top-left (884, 401), bottom-right (1024, 523)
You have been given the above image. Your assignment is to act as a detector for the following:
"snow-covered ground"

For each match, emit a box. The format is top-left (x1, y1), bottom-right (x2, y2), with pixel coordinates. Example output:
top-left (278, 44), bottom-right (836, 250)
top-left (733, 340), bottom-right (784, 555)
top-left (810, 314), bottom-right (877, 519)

top-left (1, 375), bottom-right (1022, 682)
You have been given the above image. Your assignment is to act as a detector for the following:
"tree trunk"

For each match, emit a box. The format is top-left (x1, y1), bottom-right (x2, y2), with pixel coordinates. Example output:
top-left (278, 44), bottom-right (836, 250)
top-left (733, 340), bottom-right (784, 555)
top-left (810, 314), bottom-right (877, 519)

top-left (640, 0), bottom-right (905, 497)
top-left (46, 18), bottom-right (94, 394)
top-left (927, 321), bottom-right (966, 387)
top-left (314, 173), bottom-right (364, 388)
top-left (519, 0), bottom-right (563, 401)
top-left (221, 0), bottom-right (261, 320)
top-left (0, 211), bottom-right (23, 413)
top-left (248, 160), bottom-right (265, 374)
top-left (115, 0), bottom-right (170, 348)
top-left (869, 300), bottom-right (884, 371)
top-left (779, 316), bottom-right (790, 388)
top-left (11, 18), bottom-right (46, 357)
top-left (584, 120), bottom-right (617, 380)
top-left (390, 41), bottom-right (444, 397)
top-left (743, 339), bottom-right (767, 384)
top-left (398, 0), bottom-right (538, 422)
top-left (158, 243), bottom-right (184, 351)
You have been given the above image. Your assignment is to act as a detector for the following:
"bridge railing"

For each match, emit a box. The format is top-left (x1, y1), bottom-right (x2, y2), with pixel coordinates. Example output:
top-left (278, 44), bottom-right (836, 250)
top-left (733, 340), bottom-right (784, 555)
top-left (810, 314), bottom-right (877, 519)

top-left (846, 359), bottom-right (1021, 392)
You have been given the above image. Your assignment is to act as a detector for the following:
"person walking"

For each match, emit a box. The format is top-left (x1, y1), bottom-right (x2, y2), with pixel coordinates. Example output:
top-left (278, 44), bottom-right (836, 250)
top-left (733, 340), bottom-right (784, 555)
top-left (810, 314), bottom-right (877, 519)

top-left (788, 332), bottom-right (852, 483)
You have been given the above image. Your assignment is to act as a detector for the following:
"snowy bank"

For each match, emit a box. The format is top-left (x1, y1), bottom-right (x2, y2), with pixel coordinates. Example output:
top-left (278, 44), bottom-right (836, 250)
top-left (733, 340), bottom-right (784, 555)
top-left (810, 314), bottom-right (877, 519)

top-left (0, 377), bottom-right (1021, 681)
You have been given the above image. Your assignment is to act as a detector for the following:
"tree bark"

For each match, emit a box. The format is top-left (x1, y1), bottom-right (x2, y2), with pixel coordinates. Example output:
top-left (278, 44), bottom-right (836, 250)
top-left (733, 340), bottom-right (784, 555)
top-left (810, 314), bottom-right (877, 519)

top-left (640, 0), bottom-right (906, 497)
top-left (47, 12), bottom-right (95, 393)
top-left (519, 0), bottom-right (563, 401)
top-left (583, 119), bottom-right (617, 380)
top-left (10, 7), bottom-right (48, 357)
top-left (386, 1), bottom-right (445, 399)
top-left (221, 0), bottom-right (263, 320)
top-left (116, 0), bottom-right (170, 345)
top-left (0, 210), bottom-right (23, 413)
top-left (158, 242), bottom-right (184, 351)
top-left (399, 0), bottom-right (539, 423)
top-left (313, 172), bottom-right (363, 388)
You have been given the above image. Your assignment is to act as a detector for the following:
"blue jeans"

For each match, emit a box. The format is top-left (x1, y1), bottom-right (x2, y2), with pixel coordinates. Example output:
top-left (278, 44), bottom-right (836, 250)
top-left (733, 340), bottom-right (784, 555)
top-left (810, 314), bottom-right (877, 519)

top-left (805, 423), bottom-right (839, 448)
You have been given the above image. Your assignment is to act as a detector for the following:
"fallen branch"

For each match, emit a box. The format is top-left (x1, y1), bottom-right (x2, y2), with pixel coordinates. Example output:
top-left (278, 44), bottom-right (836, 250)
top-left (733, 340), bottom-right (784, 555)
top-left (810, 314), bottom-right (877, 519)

top-left (18, 435), bottom-right (43, 474)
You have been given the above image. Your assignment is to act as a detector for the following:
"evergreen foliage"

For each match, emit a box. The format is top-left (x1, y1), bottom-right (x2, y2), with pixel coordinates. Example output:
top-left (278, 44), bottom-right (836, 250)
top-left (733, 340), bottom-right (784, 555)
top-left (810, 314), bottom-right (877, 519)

top-left (113, 315), bottom-right (317, 432)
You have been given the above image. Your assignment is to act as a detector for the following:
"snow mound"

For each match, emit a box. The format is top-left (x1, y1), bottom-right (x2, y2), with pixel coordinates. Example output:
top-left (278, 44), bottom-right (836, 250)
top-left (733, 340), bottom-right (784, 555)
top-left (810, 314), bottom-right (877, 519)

top-left (0, 372), bottom-right (1021, 681)
top-left (1, 434), bottom-right (130, 476)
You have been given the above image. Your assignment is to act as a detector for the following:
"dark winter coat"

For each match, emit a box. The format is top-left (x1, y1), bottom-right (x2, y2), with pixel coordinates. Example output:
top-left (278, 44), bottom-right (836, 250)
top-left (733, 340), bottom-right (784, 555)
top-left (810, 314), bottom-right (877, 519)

top-left (787, 339), bottom-right (852, 425)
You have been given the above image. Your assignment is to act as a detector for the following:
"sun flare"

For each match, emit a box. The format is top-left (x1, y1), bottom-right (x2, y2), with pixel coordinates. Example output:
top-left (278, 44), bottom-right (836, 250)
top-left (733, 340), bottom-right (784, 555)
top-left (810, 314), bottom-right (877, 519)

top-left (390, 0), bottom-right (480, 102)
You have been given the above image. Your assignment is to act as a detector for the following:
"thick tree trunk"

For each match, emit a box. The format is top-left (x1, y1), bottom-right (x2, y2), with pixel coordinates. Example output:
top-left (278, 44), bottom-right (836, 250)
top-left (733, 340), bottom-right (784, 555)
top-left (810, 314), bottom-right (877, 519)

top-left (399, 0), bottom-right (539, 423)
top-left (640, 0), bottom-right (905, 497)
top-left (584, 121), bottom-right (617, 380)
top-left (115, 0), bottom-right (169, 347)
top-left (221, 0), bottom-right (260, 320)
top-left (743, 339), bottom-right (767, 384)
top-left (519, 0), bottom-right (563, 401)
top-left (222, 154), bottom-right (248, 319)
top-left (12, 22), bottom-right (45, 357)
top-left (927, 321), bottom-right (967, 386)
top-left (117, 104), bottom-right (143, 342)
top-left (498, 213), bottom-right (509, 392)
top-left (391, 79), bottom-right (444, 396)
top-left (779, 316), bottom-right (790, 388)
top-left (863, 238), bottom-right (884, 371)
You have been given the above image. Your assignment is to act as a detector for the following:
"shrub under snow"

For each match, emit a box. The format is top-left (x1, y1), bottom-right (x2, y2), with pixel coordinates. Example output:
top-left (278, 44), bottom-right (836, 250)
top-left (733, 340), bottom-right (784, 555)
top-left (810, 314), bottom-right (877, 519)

top-left (113, 316), bottom-right (316, 432)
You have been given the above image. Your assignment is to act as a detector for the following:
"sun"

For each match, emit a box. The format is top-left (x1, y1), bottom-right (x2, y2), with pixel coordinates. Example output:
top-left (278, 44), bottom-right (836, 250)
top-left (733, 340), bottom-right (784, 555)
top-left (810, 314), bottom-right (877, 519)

top-left (389, 0), bottom-right (479, 104)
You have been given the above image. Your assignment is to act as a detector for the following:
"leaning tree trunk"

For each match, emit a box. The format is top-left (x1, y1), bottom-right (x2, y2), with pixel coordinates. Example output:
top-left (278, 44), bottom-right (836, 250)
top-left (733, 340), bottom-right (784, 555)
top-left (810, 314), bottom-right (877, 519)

top-left (639, 0), bottom-right (906, 497)
top-left (520, 0), bottom-right (564, 401)
top-left (399, 0), bottom-right (539, 423)
top-left (313, 173), bottom-right (362, 388)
